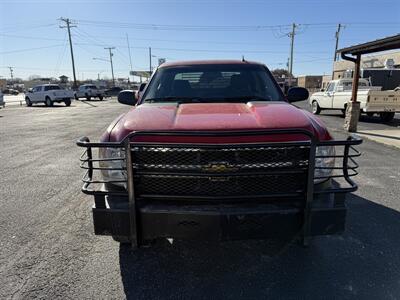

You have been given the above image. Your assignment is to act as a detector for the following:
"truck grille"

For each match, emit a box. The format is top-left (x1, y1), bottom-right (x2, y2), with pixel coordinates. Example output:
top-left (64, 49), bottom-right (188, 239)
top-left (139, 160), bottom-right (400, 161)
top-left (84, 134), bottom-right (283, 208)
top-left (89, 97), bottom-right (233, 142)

top-left (132, 145), bottom-right (310, 199)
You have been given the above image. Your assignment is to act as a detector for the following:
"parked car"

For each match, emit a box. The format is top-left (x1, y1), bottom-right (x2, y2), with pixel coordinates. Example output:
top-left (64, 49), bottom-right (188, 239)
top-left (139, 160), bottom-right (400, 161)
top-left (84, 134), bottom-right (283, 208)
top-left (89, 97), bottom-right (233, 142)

top-left (25, 84), bottom-right (73, 107)
top-left (75, 84), bottom-right (105, 101)
top-left (310, 78), bottom-right (400, 122)
top-left (0, 90), bottom-right (4, 108)
top-left (104, 86), bottom-right (123, 97)
top-left (77, 60), bottom-right (362, 248)
top-left (2, 88), bottom-right (19, 95)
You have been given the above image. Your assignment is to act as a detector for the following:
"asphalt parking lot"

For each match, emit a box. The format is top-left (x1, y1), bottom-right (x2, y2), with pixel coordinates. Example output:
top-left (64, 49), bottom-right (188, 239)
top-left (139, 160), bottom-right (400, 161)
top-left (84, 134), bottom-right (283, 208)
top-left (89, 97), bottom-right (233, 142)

top-left (0, 99), bottom-right (399, 299)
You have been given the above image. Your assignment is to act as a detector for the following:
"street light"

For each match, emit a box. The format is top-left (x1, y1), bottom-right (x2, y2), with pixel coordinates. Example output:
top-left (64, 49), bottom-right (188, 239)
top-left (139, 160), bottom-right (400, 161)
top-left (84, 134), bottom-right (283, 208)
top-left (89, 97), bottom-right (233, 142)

top-left (93, 51), bottom-right (115, 87)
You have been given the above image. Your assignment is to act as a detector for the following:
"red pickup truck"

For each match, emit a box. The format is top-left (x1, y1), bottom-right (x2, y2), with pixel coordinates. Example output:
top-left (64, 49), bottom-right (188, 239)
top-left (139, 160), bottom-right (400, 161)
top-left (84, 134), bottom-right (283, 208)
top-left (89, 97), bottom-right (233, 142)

top-left (78, 60), bottom-right (361, 249)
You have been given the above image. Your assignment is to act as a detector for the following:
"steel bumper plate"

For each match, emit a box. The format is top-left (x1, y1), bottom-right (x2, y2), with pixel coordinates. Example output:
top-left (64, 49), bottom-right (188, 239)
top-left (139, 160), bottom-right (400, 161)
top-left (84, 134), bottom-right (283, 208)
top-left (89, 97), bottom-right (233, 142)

top-left (92, 204), bottom-right (346, 241)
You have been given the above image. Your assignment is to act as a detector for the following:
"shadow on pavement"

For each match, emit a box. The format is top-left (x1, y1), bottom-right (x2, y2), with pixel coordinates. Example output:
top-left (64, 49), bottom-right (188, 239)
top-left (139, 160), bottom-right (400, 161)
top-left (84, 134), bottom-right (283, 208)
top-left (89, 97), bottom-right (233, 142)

top-left (320, 110), bottom-right (400, 127)
top-left (28, 104), bottom-right (70, 108)
top-left (119, 194), bottom-right (400, 299)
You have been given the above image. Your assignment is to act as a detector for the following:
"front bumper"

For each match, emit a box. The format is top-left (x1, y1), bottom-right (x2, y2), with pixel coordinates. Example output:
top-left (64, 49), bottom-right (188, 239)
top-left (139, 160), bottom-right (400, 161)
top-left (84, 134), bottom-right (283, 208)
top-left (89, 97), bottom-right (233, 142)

top-left (93, 200), bottom-right (346, 241)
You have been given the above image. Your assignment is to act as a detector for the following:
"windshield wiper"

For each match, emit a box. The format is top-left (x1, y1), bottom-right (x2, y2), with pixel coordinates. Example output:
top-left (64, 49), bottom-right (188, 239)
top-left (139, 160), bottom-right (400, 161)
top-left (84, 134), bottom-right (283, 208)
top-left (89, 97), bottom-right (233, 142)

top-left (144, 96), bottom-right (205, 103)
top-left (220, 95), bottom-right (272, 102)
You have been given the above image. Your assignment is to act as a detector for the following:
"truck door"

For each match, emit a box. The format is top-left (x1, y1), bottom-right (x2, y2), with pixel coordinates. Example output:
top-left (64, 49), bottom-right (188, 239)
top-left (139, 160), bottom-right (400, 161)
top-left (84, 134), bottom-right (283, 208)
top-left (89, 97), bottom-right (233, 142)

top-left (320, 82), bottom-right (336, 108)
top-left (31, 86), bottom-right (42, 102)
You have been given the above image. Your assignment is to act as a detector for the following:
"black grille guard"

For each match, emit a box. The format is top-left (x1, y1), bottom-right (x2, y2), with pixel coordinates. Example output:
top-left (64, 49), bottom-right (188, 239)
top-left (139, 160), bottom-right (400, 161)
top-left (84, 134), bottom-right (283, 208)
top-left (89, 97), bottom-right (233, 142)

top-left (77, 129), bottom-right (362, 247)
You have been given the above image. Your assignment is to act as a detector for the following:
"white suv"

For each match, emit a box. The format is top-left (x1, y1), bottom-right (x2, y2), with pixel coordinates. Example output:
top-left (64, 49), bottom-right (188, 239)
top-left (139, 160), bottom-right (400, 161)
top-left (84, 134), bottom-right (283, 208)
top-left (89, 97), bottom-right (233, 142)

top-left (74, 84), bottom-right (105, 101)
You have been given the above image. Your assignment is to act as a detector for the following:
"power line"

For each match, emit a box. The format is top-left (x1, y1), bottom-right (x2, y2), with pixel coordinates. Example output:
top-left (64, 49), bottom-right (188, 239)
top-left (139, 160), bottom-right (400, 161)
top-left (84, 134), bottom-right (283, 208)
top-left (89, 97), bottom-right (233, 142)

top-left (126, 33), bottom-right (133, 72)
top-left (75, 19), bottom-right (400, 31)
top-left (53, 32), bottom-right (69, 78)
top-left (76, 19), bottom-right (292, 31)
top-left (0, 44), bottom-right (64, 55)
top-left (0, 23), bottom-right (57, 34)
top-left (73, 43), bottom-right (330, 54)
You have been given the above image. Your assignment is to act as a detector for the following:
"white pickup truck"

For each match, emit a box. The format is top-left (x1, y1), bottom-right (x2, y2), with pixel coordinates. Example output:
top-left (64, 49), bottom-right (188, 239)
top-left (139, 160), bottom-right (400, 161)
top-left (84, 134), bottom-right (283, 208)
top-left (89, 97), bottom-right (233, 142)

top-left (310, 79), bottom-right (400, 122)
top-left (25, 84), bottom-right (73, 107)
top-left (74, 84), bottom-right (105, 101)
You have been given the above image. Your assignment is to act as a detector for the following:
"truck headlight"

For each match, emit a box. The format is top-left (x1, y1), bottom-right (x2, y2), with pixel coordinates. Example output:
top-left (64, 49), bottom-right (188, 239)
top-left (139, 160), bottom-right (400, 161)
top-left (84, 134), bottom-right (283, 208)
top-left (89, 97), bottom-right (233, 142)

top-left (314, 146), bottom-right (335, 184)
top-left (98, 147), bottom-right (127, 188)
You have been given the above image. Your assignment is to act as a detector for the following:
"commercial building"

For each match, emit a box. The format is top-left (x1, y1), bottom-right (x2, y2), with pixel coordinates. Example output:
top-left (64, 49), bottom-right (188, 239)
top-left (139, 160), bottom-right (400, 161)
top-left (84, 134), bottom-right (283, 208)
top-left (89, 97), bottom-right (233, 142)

top-left (333, 50), bottom-right (400, 80)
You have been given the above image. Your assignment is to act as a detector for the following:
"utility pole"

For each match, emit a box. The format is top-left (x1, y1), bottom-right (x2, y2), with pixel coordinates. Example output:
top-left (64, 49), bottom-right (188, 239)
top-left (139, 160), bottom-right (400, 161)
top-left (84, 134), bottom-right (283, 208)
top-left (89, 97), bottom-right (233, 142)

top-left (334, 24), bottom-right (342, 62)
top-left (59, 18), bottom-right (77, 89)
top-left (126, 34), bottom-right (133, 72)
top-left (7, 66), bottom-right (14, 82)
top-left (288, 23), bottom-right (296, 89)
top-left (149, 47), bottom-right (152, 74)
top-left (104, 47), bottom-right (116, 87)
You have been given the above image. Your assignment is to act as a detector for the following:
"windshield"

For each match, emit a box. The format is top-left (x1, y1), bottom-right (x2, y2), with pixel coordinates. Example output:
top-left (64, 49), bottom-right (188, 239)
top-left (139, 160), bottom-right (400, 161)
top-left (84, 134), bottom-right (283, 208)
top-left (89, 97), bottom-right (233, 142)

top-left (87, 85), bottom-right (97, 89)
top-left (142, 64), bottom-right (283, 103)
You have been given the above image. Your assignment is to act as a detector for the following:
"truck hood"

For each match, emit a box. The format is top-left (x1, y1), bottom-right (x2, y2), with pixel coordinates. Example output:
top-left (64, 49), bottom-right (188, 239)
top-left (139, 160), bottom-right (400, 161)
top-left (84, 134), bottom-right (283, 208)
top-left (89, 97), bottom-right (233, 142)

top-left (108, 102), bottom-right (332, 142)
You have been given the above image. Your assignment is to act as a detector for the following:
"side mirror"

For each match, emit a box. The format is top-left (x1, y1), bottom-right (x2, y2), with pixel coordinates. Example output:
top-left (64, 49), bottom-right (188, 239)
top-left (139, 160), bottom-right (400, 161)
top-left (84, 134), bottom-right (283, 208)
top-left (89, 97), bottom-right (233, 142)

top-left (287, 87), bottom-right (309, 103)
top-left (117, 90), bottom-right (137, 106)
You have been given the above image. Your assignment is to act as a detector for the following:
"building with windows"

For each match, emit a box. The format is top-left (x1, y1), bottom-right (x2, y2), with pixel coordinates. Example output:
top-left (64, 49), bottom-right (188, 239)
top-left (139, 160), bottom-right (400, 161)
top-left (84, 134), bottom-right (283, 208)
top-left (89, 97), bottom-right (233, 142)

top-left (333, 50), bottom-right (400, 80)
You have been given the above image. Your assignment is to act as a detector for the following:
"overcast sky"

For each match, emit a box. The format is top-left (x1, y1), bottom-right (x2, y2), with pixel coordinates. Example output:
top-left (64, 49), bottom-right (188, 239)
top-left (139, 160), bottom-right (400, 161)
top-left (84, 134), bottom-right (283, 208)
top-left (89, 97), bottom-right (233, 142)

top-left (0, 0), bottom-right (399, 80)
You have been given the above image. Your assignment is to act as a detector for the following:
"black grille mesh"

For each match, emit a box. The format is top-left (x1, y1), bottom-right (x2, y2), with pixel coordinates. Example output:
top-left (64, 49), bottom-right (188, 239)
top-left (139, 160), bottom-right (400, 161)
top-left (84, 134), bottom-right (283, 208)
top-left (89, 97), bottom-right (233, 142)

top-left (131, 145), bottom-right (310, 198)
top-left (132, 145), bottom-right (309, 172)
top-left (135, 174), bottom-right (306, 197)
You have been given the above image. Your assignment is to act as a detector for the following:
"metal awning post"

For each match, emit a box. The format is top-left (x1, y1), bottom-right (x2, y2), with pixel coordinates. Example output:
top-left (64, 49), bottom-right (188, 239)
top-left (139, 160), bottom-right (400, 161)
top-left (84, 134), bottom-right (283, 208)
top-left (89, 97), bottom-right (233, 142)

top-left (351, 54), bottom-right (361, 103)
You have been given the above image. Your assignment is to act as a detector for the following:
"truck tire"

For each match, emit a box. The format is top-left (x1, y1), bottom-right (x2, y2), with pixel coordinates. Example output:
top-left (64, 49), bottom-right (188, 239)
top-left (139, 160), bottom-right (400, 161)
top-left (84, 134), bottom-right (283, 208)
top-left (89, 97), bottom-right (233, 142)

top-left (340, 104), bottom-right (348, 118)
top-left (366, 112), bottom-right (375, 118)
top-left (65, 99), bottom-right (71, 107)
top-left (85, 93), bottom-right (91, 101)
top-left (99, 95), bottom-right (103, 101)
top-left (311, 100), bottom-right (321, 115)
top-left (379, 112), bottom-right (395, 122)
top-left (45, 97), bottom-right (53, 107)
top-left (25, 97), bottom-right (32, 107)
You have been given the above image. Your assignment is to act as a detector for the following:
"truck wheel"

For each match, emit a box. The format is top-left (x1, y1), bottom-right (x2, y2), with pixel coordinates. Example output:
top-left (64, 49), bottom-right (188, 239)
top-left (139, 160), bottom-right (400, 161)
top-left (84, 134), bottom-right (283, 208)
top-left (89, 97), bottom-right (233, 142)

top-left (64, 99), bottom-right (71, 107)
top-left (25, 97), bottom-right (32, 107)
top-left (311, 101), bottom-right (321, 115)
top-left (45, 97), bottom-right (53, 107)
top-left (99, 96), bottom-right (103, 101)
top-left (85, 94), bottom-right (91, 101)
top-left (379, 112), bottom-right (395, 122)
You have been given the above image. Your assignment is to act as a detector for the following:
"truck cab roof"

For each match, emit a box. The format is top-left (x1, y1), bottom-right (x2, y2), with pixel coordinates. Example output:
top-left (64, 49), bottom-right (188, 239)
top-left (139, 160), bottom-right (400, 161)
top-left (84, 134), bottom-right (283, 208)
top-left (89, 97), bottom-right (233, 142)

top-left (159, 59), bottom-right (265, 68)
